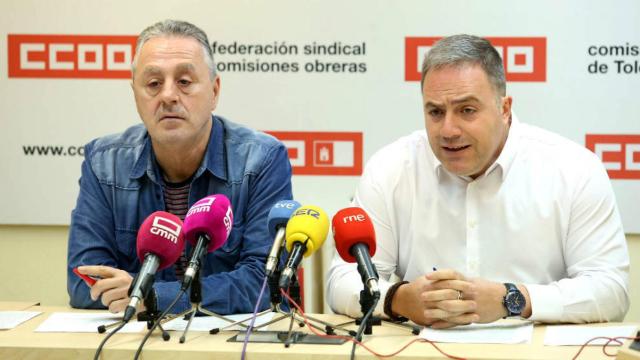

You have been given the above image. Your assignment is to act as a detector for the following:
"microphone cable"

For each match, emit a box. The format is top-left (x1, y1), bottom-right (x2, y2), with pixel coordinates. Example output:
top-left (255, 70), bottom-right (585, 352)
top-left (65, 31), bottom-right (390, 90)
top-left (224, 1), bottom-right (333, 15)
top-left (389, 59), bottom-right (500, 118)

top-left (350, 294), bottom-right (379, 360)
top-left (571, 334), bottom-right (640, 360)
top-left (93, 320), bottom-right (127, 360)
top-left (240, 276), bottom-right (269, 360)
top-left (280, 288), bottom-right (467, 360)
top-left (133, 288), bottom-right (186, 360)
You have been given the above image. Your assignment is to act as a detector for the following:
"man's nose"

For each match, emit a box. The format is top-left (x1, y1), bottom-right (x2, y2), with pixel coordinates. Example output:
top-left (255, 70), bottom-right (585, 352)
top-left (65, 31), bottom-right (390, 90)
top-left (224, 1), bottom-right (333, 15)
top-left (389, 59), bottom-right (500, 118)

top-left (160, 82), bottom-right (179, 104)
top-left (441, 113), bottom-right (462, 140)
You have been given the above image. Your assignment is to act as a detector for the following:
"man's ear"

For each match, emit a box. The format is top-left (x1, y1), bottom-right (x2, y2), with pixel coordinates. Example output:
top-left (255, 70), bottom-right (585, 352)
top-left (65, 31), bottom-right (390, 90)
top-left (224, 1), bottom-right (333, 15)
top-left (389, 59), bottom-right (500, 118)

top-left (211, 74), bottom-right (221, 111)
top-left (501, 96), bottom-right (513, 123)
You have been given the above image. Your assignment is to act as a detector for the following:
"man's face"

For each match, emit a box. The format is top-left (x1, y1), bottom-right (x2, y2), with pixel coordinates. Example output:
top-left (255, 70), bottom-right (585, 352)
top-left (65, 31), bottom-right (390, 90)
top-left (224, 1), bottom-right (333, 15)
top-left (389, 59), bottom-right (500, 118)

top-left (423, 64), bottom-right (511, 179)
top-left (132, 36), bottom-right (220, 146)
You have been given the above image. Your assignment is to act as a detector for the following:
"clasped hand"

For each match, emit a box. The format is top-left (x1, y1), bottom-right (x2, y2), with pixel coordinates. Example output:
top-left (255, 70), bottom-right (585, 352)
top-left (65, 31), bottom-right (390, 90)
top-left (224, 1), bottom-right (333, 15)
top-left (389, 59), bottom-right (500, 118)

top-left (392, 269), bottom-right (508, 329)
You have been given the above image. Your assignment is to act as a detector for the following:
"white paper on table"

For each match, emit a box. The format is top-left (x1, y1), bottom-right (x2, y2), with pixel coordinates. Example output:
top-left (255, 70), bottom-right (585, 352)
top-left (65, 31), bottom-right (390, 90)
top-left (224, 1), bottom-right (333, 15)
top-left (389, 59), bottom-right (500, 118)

top-left (163, 312), bottom-right (275, 332)
top-left (543, 325), bottom-right (637, 346)
top-left (420, 321), bottom-right (534, 344)
top-left (34, 312), bottom-right (147, 333)
top-left (0, 311), bottom-right (42, 330)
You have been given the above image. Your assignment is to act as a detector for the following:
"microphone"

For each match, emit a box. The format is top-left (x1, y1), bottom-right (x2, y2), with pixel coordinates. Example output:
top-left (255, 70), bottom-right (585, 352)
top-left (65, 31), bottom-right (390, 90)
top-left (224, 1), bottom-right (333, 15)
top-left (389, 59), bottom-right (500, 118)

top-left (279, 205), bottom-right (329, 290)
top-left (181, 194), bottom-right (233, 290)
top-left (265, 200), bottom-right (301, 278)
top-left (125, 211), bottom-right (185, 322)
top-left (332, 207), bottom-right (380, 296)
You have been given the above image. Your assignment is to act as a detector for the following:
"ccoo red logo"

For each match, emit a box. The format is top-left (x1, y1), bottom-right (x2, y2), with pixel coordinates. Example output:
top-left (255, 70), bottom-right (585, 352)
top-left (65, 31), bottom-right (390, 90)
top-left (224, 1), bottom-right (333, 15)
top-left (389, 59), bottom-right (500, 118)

top-left (586, 134), bottom-right (640, 180)
top-left (405, 37), bottom-right (547, 82)
top-left (8, 34), bottom-right (137, 79)
top-left (266, 131), bottom-right (362, 176)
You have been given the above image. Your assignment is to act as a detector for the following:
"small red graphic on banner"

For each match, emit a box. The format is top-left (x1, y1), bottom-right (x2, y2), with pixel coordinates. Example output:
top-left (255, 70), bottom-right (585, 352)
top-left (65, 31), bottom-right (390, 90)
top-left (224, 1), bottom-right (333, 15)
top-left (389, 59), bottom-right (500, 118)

top-left (586, 134), bottom-right (640, 179)
top-left (8, 34), bottom-right (137, 79)
top-left (314, 142), bottom-right (334, 165)
top-left (405, 37), bottom-right (546, 82)
top-left (266, 131), bottom-right (362, 176)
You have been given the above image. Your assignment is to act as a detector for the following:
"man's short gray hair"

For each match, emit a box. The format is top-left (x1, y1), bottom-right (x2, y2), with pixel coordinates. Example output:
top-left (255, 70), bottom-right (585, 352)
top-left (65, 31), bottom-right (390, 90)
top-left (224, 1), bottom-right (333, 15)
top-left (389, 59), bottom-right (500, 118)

top-left (131, 19), bottom-right (216, 79)
top-left (421, 34), bottom-right (505, 97)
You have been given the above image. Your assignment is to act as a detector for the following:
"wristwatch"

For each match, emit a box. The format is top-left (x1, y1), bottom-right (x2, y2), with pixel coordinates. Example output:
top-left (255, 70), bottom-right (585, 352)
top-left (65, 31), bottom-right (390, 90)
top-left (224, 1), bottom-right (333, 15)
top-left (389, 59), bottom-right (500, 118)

top-left (502, 283), bottom-right (525, 317)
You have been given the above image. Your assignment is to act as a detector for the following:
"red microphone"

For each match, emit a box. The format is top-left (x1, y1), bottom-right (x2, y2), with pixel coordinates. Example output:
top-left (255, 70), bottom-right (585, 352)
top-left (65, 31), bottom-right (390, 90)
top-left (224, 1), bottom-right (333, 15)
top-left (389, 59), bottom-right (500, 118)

top-left (181, 194), bottom-right (233, 290)
top-left (332, 207), bottom-right (380, 296)
top-left (125, 211), bottom-right (185, 321)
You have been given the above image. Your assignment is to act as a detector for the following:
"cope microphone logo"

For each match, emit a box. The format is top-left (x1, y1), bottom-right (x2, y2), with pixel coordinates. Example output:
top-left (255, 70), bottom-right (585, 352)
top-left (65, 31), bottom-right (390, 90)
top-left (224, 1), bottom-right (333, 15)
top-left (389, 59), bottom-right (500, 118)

top-left (586, 134), bottom-right (640, 179)
top-left (150, 216), bottom-right (182, 243)
top-left (266, 131), bottom-right (363, 176)
top-left (294, 208), bottom-right (321, 219)
top-left (186, 197), bottom-right (216, 217)
top-left (8, 34), bottom-right (137, 79)
top-left (404, 37), bottom-right (547, 82)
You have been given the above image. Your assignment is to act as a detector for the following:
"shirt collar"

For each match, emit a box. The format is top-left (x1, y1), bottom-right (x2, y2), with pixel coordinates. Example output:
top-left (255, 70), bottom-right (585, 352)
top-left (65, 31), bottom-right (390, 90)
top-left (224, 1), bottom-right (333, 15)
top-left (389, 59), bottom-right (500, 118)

top-left (492, 112), bottom-right (520, 182)
top-left (431, 112), bottom-right (521, 183)
top-left (130, 115), bottom-right (227, 182)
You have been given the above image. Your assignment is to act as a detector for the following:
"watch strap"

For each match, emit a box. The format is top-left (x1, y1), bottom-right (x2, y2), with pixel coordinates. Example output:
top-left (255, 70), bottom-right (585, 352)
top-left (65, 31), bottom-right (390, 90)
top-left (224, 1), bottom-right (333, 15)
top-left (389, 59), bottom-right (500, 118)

top-left (383, 281), bottom-right (409, 322)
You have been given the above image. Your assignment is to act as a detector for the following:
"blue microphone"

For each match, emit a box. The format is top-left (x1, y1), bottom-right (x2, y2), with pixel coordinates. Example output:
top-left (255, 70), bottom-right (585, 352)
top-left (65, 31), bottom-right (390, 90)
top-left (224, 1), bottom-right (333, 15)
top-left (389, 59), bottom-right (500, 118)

top-left (265, 200), bottom-right (301, 278)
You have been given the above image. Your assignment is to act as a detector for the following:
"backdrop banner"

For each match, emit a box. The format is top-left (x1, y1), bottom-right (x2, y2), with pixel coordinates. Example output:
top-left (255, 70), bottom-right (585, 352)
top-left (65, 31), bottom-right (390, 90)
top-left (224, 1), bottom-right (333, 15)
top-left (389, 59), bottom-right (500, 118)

top-left (2, 0), bottom-right (638, 237)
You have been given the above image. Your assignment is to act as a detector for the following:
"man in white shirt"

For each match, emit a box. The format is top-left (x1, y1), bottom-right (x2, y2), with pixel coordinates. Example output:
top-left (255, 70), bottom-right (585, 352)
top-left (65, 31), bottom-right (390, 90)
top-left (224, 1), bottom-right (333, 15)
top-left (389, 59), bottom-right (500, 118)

top-left (326, 34), bottom-right (629, 328)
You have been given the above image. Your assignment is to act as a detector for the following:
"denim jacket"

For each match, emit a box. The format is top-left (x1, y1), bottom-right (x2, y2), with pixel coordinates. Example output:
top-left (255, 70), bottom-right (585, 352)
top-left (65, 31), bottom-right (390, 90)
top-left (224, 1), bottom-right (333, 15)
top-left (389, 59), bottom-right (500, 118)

top-left (67, 115), bottom-right (293, 314)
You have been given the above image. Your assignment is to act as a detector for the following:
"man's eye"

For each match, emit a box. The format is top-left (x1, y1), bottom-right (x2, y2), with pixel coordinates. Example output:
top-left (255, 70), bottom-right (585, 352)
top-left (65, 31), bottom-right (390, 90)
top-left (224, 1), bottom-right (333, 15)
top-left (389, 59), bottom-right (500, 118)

top-left (147, 81), bottom-right (160, 88)
top-left (178, 79), bottom-right (192, 86)
top-left (429, 109), bottom-right (444, 117)
top-left (462, 107), bottom-right (476, 114)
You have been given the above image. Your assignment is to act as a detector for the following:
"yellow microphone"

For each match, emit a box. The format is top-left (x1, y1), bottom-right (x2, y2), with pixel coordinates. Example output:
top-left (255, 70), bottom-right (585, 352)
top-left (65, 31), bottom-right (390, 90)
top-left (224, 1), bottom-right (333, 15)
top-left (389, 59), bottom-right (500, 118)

top-left (279, 205), bottom-right (329, 289)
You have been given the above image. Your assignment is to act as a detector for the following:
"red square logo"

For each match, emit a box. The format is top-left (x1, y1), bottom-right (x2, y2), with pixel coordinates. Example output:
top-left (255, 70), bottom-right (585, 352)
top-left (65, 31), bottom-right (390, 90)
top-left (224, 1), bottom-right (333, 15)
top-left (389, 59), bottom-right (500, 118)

top-left (113, 51), bottom-right (125, 63)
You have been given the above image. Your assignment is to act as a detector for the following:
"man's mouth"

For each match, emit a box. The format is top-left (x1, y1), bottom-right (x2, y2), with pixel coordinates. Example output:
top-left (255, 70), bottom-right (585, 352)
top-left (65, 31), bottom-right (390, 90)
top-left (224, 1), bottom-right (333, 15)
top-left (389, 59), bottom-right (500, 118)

top-left (442, 145), bottom-right (470, 152)
top-left (160, 114), bottom-right (185, 121)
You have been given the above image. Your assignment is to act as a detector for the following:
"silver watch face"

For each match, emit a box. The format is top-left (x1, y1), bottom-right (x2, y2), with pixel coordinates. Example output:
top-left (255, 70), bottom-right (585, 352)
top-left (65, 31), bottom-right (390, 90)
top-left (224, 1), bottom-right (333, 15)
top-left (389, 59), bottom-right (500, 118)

top-left (505, 290), bottom-right (525, 314)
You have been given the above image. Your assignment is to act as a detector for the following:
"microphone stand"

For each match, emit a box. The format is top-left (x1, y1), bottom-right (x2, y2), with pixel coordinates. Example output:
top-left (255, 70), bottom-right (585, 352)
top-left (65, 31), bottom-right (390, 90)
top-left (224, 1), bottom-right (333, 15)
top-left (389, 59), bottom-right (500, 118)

top-left (334, 283), bottom-right (421, 336)
top-left (207, 267), bottom-right (284, 335)
top-left (136, 290), bottom-right (170, 341)
top-left (355, 288), bottom-right (381, 335)
top-left (229, 269), bottom-right (356, 347)
top-left (161, 268), bottom-right (245, 343)
top-left (97, 273), bottom-right (162, 335)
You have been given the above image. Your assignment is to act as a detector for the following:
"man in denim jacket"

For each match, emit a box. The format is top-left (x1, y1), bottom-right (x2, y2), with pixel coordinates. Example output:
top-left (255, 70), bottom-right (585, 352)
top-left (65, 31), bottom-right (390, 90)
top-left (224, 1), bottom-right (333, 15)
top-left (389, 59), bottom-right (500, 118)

top-left (67, 20), bottom-right (292, 315)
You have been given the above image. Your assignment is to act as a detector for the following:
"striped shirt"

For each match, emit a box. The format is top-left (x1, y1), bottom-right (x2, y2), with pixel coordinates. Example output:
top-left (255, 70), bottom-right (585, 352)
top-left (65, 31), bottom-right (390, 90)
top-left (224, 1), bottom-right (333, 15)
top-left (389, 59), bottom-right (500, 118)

top-left (163, 177), bottom-right (191, 280)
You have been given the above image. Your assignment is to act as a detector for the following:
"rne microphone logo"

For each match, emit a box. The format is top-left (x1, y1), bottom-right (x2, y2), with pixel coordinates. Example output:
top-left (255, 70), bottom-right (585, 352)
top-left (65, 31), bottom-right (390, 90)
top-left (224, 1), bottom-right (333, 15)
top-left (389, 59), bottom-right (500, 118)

top-left (186, 197), bottom-right (216, 217)
top-left (586, 134), bottom-right (640, 179)
top-left (8, 34), bottom-right (137, 79)
top-left (404, 37), bottom-right (546, 82)
top-left (150, 216), bottom-right (182, 243)
top-left (266, 131), bottom-right (363, 176)
top-left (342, 214), bottom-right (366, 223)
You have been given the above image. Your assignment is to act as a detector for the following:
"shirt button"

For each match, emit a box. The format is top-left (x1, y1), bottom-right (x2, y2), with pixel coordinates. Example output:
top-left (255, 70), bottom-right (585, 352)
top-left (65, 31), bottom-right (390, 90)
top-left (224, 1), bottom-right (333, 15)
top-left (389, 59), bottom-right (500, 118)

top-left (468, 220), bottom-right (477, 228)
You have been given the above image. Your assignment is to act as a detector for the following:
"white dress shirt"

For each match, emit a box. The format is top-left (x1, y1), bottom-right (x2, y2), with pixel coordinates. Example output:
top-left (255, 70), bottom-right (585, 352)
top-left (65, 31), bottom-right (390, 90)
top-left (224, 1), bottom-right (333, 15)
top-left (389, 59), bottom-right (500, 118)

top-left (326, 116), bottom-right (629, 323)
